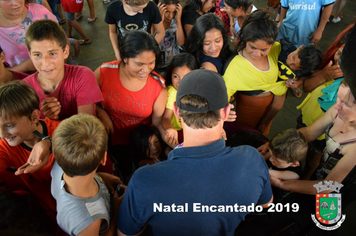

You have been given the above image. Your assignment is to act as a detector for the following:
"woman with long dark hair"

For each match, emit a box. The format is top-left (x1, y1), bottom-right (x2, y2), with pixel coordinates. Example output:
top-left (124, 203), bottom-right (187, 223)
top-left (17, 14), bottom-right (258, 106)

top-left (223, 10), bottom-right (283, 135)
top-left (94, 31), bottom-right (167, 182)
top-left (185, 13), bottom-right (231, 74)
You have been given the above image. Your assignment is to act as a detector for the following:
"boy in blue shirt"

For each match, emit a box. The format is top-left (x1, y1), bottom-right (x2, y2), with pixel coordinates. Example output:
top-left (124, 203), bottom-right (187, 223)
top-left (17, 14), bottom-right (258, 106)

top-left (278, 0), bottom-right (334, 47)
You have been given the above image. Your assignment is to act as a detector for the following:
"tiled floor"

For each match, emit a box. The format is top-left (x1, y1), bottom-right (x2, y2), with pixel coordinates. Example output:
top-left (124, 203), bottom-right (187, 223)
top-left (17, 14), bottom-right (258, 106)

top-left (68, 0), bottom-right (356, 234)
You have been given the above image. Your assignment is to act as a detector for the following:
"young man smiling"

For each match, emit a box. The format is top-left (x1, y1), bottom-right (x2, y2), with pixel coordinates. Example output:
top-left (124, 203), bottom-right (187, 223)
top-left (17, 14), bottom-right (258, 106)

top-left (24, 20), bottom-right (103, 120)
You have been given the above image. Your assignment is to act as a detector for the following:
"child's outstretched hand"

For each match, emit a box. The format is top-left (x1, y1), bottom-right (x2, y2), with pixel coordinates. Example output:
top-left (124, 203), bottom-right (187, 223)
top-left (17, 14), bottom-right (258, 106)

top-left (15, 139), bottom-right (51, 175)
top-left (164, 128), bottom-right (179, 148)
top-left (41, 97), bottom-right (61, 120)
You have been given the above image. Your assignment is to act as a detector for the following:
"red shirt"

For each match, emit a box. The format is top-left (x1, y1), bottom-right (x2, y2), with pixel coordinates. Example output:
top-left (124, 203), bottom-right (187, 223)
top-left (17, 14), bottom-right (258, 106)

top-left (100, 61), bottom-right (165, 145)
top-left (61, 0), bottom-right (84, 13)
top-left (24, 64), bottom-right (103, 120)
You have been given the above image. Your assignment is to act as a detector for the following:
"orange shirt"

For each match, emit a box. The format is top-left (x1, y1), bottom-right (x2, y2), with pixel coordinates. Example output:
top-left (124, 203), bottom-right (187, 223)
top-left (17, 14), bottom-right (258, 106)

top-left (0, 119), bottom-right (60, 215)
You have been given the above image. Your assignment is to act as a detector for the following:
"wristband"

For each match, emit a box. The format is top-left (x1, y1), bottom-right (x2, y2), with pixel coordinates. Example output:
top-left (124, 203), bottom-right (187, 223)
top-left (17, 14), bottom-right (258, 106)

top-left (41, 136), bottom-right (52, 142)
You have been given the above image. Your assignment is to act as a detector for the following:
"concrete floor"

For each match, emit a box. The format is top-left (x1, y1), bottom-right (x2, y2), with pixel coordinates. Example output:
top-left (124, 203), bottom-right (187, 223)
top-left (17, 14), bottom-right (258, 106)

top-left (69, 0), bottom-right (356, 234)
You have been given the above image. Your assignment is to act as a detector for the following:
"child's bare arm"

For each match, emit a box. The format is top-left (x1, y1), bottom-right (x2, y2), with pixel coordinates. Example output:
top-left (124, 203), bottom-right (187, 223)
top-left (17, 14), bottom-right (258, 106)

top-left (9, 58), bottom-right (36, 73)
top-left (269, 169), bottom-right (300, 181)
top-left (103, 191), bottom-right (121, 236)
top-left (309, 4), bottom-right (332, 45)
top-left (15, 139), bottom-right (51, 175)
top-left (96, 105), bottom-right (115, 135)
top-left (162, 108), bottom-right (173, 130)
top-left (175, 4), bottom-right (185, 46)
top-left (162, 108), bottom-right (178, 146)
top-left (277, 7), bottom-right (287, 27)
top-left (153, 21), bottom-right (165, 44)
top-left (78, 103), bottom-right (95, 116)
top-left (97, 173), bottom-right (125, 236)
top-left (41, 0), bottom-right (53, 13)
top-left (108, 24), bottom-right (120, 60)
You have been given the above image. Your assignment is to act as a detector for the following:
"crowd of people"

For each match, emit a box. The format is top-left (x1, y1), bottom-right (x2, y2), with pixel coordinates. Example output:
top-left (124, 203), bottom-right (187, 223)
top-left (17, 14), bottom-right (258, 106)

top-left (0, 0), bottom-right (356, 235)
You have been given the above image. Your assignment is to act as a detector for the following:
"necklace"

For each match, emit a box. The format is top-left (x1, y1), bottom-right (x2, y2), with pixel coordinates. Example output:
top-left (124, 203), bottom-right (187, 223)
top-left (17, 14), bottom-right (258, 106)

top-left (0, 9), bottom-right (25, 29)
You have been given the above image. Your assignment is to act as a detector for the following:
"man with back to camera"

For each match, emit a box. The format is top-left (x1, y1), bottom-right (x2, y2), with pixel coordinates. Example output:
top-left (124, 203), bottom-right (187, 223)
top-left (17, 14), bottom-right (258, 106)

top-left (117, 68), bottom-right (273, 236)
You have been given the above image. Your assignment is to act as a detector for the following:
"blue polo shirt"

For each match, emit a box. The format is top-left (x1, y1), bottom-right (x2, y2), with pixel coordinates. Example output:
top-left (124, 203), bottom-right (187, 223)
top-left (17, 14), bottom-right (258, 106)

top-left (117, 139), bottom-right (272, 236)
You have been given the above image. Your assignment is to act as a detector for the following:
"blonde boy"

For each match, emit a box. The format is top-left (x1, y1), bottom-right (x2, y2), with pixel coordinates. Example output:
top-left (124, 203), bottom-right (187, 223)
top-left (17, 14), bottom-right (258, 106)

top-left (268, 128), bottom-right (308, 180)
top-left (51, 114), bottom-right (119, 235)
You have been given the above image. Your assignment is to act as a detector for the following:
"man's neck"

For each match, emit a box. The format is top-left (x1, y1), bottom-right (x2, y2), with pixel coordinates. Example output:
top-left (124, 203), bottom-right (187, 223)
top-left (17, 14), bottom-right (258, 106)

top-left (62, 172), bottom-right (99, 198)
top-left (182, 124), bottom-right (223, 148)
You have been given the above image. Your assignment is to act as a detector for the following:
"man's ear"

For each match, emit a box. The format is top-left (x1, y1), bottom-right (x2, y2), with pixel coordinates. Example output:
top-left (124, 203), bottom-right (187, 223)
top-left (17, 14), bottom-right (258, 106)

top-left (30, 110), bottom-right (41, 124)
top-left (290, 161), bottom-right (300, 167)
top-left (63, 44), bottom-right (70, 60)
top-left (173, 102), bottom-right (181, 119)
top-left (100, 151), bottom-right (107, 166)
top-left (221, 103), bottom-right (231, 122)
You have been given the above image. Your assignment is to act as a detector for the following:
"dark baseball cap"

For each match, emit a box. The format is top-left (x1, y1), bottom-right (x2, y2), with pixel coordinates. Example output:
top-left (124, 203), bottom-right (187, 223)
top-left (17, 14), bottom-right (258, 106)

top-left (176, 68), bottom-right (228, 112)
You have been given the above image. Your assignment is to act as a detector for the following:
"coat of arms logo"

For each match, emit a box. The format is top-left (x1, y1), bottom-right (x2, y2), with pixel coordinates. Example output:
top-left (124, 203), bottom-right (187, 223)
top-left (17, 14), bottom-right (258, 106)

top-left (311, 181), bottom-right (346, 230)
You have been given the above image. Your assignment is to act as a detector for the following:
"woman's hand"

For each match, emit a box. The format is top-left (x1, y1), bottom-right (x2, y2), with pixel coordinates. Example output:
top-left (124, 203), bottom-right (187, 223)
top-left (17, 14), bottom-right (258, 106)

top-left (41, 97), bottom-right (61, 120)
